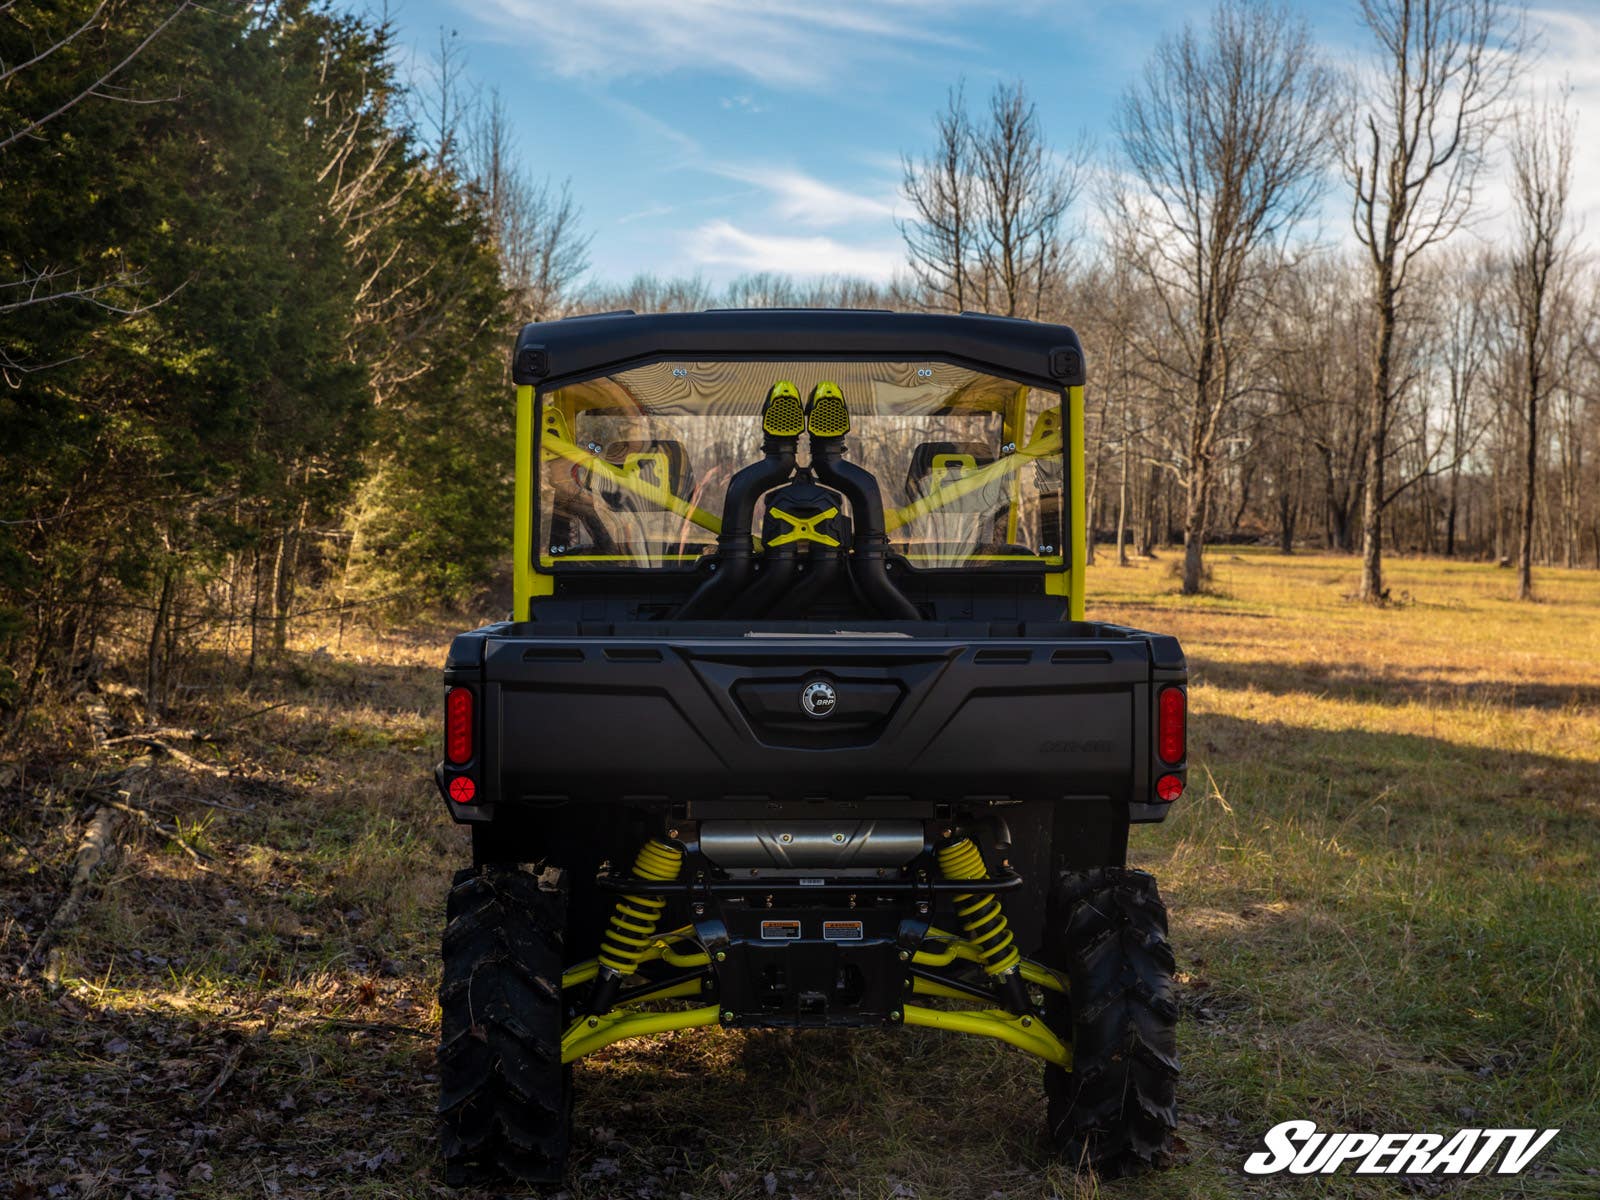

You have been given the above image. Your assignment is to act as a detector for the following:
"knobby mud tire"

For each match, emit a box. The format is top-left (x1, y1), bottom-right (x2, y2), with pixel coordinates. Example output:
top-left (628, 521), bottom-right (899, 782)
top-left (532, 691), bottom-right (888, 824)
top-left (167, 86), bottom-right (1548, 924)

top-left (437, 866), bottom-right (571, 1185)
top-left (1042, 866), bottom-right (1179, 1178)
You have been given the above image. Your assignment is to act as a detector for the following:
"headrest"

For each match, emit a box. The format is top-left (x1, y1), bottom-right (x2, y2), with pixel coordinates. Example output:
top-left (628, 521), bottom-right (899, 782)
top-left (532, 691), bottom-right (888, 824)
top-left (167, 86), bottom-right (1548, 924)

top-left (598, 440), bottom-right (694, 510)
top-left (903, 441), bottom-right (996, 509)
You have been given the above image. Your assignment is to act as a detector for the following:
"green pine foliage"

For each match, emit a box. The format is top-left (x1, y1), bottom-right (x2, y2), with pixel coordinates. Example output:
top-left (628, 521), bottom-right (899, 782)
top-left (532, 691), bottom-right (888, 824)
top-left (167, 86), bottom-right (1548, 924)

top-left (0, 1), bottom-right (520, 711)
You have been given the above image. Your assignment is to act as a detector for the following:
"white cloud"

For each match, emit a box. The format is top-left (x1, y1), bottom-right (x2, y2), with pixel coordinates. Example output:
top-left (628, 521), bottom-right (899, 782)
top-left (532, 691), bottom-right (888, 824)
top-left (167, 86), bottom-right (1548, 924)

top-left (465, 0), bottom-right (971, 87)
top-left (597, 93), bottom-right (702, 157)
top-left (686, 220), bottom-right (904, 279)
top-left (1436, 8), bottom-right (1600, 251)
top-left (707, 164), bottom-right (898, 228)
top-left (616, 204), bottom-right (676, 225)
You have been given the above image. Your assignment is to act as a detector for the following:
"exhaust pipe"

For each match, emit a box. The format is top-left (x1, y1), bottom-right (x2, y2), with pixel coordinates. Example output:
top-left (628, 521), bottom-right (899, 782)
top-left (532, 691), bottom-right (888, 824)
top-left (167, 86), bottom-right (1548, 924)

top-left (806, 383), bottom-right (921, 621)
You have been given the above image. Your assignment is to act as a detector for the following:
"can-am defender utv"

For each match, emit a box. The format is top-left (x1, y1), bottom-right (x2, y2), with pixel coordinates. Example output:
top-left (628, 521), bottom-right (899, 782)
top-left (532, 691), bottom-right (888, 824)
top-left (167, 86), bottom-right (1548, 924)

top-left (434, 310), bottom-right (1186, 1184)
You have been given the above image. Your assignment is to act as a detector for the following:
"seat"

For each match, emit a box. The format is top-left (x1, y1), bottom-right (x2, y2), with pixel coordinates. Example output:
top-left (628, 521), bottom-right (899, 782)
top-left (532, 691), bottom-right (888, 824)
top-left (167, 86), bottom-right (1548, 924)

top-left (902, 441), bottom-right (997, 512)
top-left (597, 440), bottom-right (695, 511)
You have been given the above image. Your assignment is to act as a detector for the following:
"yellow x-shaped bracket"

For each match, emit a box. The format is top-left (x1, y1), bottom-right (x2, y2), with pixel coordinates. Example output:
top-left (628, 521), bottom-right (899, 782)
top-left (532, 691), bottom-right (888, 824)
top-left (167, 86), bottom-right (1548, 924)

top-left (766, 505), bottom-right (841, 547)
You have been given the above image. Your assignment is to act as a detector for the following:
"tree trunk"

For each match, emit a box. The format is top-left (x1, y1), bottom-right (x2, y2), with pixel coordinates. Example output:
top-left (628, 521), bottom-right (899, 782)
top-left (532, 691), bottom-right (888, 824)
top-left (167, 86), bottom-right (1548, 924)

top-left (145, 567), bottom-right (175, 718)
top-left (1359, 290), bottom-right (1395, 602)
top-left (1229, 464), bottom-right (1252, 534)
top-left (247, 543), bottom-right (263, 677)
top-left (1138, 463), bottom-right (1159, 556)
top-left (1417, 476), bottom-right (1434, 556)
top-left (1084, 411), bottom-right (1103, 566)
top-left (270, 517), bottom-right (297, 654)
top-left (1115, 434), bottom-right (1130, 567)
top-left (1181, 458), bottom-right (1209, 595)
top-left (1445, 463), bottom-right (1460, 557)
top-left (1518, 371), bottom-right (1537, 600)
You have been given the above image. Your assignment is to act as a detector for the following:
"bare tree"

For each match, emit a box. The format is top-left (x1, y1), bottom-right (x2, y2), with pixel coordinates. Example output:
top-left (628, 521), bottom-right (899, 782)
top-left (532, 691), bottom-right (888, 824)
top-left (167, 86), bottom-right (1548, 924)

top-left (971, 82), bottom-right (1083, 318)
top-left (1113, 0), bottom-right (1334, 594)
top-left (468, 92), bottom-right (591, 321)
top-left (1269, 256), bottom-right (1373, 550)
top-left (407, 43), bottom-right (591, 322)
top-left (719, 273), bottom-right (891, 310)
top-left (575, 273), bottom-right (716, 314)
top-left (1550, 279), bottom-right (1597, 568)
top-left (900, 84), bottom-right (976, 312)
top-left (1506, 90), bottom-right (1575, 599)
top-left (901, 81), bottom-right (1081, 317)
top-left (412, 28), bottom-right (469, 174)
top-left (1436, 248), bottom-right (1495, 556)
top-left (1344, 0), bottom-right (1521, 602)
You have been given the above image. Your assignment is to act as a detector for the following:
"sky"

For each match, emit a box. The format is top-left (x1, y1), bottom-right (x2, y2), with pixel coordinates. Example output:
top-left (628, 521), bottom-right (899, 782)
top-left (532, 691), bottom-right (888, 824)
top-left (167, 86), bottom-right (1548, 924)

top-left (365, 0), bottom-right (1600, 291)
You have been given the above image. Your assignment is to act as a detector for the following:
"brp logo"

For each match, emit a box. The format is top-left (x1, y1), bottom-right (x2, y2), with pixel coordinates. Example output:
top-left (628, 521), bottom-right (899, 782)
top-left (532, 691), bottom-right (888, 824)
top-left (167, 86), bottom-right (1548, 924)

top-left (801, 680), bottom-right (837, 719)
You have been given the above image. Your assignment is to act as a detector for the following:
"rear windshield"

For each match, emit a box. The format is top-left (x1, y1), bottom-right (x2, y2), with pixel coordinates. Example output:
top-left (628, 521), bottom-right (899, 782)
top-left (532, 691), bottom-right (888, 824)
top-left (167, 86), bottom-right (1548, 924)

top-left (536, 360), bottom-right (1064, 570)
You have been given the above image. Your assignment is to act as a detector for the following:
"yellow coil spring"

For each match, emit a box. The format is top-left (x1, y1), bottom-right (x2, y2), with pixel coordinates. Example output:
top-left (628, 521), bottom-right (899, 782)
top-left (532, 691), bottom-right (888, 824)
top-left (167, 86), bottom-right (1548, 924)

top-left (597, 838), bottom-right (684, 977)
top-left (936, 837), bottom-right (1021, 976)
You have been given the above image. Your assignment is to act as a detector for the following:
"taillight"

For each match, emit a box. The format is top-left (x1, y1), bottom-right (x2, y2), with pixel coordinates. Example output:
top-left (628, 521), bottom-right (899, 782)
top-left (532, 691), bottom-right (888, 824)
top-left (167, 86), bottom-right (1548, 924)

top-left (445, 686), bottom-right (474, 765)
top-left (1156, 773), bottom-right (1184, 802)
top-left (1157, 686), bottom-right (1186, 765)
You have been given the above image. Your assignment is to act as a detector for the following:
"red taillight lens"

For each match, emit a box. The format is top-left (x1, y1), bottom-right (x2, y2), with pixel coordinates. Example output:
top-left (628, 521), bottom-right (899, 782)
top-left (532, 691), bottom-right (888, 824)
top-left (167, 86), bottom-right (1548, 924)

top-left (445, 686), bottom-right (474, 765)
top-left (1157, 686), bottom-right (1186, 765)
top-left (1156, 773), bottom-right (1184, 802)
top-left (448, 776), bottom-right (477, 804)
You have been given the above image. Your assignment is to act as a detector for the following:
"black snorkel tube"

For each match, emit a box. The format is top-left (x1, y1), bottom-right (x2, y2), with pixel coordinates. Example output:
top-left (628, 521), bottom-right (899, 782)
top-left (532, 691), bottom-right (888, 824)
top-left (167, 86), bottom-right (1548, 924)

top-left (675, 381), bottom-right (803, 619)
top-left (805, 382), bottom-right (922, 621)
top-left (726, 542), bottom-right (798, 618)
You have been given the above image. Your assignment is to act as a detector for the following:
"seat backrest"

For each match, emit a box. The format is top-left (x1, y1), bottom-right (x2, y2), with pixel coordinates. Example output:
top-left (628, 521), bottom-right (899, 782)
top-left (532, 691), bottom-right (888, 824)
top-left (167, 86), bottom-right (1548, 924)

top-left (902, 440), bottom-right (996, 511)
top-left (598, 439), bottom-right (694, 510)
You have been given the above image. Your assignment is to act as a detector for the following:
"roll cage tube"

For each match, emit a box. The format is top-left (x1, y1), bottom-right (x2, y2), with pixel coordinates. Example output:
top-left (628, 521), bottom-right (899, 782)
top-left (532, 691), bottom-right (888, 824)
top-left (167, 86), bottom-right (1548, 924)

top-left (883, 406), bottom-right (1063, 534)
top-left (512, 380), bottom-right (1088, 622)
top-left (541, 424), bottom-right (725, 536)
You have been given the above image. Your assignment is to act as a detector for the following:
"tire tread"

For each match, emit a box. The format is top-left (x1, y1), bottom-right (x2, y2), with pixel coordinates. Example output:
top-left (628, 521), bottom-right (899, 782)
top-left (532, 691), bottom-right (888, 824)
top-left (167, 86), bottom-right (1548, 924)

top-left (437, 865), bottom-right (570, 1185)
top-left (1043, 867), bottom-right (1179, 1178)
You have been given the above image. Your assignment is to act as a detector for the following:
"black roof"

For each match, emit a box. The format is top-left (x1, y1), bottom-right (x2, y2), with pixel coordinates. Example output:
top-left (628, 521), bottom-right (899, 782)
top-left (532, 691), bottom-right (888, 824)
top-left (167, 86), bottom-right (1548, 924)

top-left (511, 308), bottom-right (1086, 388)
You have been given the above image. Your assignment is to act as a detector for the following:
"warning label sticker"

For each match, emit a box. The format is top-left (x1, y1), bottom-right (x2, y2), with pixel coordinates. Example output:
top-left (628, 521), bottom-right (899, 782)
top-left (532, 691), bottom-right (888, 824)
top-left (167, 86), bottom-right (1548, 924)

top-left (822, 920), bottom-right (864, 941)
top-left (759, 920), bottom-right (801, 940)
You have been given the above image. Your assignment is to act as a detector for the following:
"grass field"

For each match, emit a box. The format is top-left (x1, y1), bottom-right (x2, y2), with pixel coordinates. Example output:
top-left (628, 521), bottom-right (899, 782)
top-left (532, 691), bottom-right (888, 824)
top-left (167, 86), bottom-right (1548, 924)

top-left (3, 548), bottom-right (1598, 1198)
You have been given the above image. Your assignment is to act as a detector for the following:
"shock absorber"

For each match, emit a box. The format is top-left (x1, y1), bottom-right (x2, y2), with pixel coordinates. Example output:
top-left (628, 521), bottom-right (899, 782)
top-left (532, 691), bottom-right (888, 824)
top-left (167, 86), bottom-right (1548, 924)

top-left (587, 837), bottom-right (684, 1014)
top-left (936, 836), bottom-right (1031, 1014)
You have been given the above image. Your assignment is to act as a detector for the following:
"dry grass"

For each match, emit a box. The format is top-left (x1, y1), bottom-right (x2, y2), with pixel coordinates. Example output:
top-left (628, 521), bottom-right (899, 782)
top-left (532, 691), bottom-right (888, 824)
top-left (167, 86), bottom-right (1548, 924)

top-left (2, 550), bottom-right (1597, 1198)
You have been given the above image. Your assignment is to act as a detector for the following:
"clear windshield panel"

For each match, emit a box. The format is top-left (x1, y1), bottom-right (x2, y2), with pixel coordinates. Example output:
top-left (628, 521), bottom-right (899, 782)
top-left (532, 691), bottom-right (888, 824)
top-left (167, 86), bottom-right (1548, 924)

top-left (536, 360), bottom-right (1065, 570)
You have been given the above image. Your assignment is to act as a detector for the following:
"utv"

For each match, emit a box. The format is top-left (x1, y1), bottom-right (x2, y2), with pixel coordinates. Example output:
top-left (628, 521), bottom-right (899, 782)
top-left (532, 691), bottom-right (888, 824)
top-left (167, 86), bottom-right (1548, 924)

top-left (434, 309), bottom-right (1186, 1184)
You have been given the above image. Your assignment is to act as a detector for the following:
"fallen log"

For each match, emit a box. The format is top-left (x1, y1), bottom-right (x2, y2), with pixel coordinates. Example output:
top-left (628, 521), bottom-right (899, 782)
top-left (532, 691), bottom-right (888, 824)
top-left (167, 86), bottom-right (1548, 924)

top-left (107, 734), bottom-right (229, 777)
top-left (20, 682), bottom-right (239, 981)
top-left (17, 687), bottom-right (151, 981)
top-left (97, 796), bottom-right (212, 869)
top-left (20, 803), bottom-right (122, 981)
top-left (103, 726), bottom-right (213, 746)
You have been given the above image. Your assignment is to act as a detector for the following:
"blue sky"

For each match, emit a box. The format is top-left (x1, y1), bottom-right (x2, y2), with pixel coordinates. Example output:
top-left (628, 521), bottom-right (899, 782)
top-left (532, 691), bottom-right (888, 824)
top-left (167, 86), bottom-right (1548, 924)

top-left (367, 0), bottom-right (1599, 289)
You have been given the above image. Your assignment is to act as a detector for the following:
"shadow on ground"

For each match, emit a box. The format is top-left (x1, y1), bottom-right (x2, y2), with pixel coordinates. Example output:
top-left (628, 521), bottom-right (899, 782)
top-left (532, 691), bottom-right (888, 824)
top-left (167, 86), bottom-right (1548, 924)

top-left (2, 648), bottom-right (1596, 1197)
